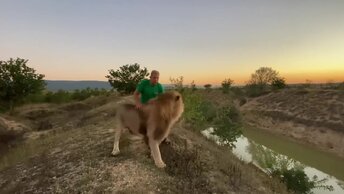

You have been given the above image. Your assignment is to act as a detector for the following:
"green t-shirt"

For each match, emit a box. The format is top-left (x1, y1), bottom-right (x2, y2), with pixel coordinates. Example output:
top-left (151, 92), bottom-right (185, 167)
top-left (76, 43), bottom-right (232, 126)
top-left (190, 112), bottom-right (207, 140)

top-left (136, 79), bottom-right (164, 104)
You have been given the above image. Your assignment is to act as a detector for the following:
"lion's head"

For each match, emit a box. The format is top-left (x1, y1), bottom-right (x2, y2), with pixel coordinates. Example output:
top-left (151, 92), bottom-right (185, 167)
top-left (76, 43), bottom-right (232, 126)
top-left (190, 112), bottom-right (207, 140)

top-left (152, 91), bottom-right (184, 121)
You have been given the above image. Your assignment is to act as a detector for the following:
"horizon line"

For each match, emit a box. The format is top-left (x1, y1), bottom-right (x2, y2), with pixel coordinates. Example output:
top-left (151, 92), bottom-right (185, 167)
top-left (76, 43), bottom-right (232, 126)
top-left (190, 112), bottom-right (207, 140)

top-left (45, 79), bottom-right (344, 86)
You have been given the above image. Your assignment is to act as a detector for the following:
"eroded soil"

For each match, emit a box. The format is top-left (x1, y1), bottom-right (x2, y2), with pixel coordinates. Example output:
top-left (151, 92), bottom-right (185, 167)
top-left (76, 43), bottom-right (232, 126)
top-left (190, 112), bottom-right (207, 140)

top-left (241, 88), bottom-right (344, 158)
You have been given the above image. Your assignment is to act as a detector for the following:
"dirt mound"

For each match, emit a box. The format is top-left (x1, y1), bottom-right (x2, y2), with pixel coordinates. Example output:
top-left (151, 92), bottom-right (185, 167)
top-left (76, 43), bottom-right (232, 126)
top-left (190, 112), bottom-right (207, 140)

top-left (241, 88), bottom-right (344, 158)
top-left (0, 117), bottom-right (30, 144)
top-left (59, 102), bottom-right (92, 111)
top-left (243, 89), bottom-right (344, 132)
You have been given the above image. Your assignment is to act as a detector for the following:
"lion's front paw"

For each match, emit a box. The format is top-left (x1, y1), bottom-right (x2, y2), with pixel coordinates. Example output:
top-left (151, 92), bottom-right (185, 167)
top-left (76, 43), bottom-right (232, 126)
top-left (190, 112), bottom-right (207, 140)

top-left (155, 161), bottom-right (166, 168)
top-left (111, 149), bottom-right (120, 156)
top-left (162, 137), bottom-right (171, 144)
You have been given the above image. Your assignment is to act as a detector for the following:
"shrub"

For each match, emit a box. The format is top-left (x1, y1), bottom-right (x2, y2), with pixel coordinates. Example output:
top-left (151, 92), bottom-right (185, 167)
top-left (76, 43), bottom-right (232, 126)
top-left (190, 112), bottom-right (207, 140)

top-left (245, 67), bottom-right (286, 96)
top-left (170, 76), bottom-right (184, 92)
top-left (106, 63), bottom-right (149, 94)
top-left (0, 58), bottom-right (45, 111)
top-left (271, 77), bottom-right (286, 90)
top-left (249, 143), bottom-right (334, 194)
top-left (190, 80), bottom-right (197, 91)
top-left (204, 84), bottom-right (212, 91)
top-left (182, 90), bottom-right (206, 127)
top-left (211, 106), bottom-right (242, 148)
top-left (221, 78), bottom-right (234, 94)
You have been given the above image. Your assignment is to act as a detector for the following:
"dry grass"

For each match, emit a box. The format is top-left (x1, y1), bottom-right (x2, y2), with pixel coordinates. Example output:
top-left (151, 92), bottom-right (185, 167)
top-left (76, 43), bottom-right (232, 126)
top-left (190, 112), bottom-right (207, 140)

top-left (241, 88), bottom-right (344, 158)
top-left (0, 94), bottom-right (289, 193)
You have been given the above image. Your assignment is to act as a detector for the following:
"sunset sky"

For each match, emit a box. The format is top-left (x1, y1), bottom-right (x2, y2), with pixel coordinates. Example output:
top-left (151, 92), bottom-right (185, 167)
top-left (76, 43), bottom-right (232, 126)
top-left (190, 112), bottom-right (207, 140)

top-left (1, 0), bottom-right (343, 85)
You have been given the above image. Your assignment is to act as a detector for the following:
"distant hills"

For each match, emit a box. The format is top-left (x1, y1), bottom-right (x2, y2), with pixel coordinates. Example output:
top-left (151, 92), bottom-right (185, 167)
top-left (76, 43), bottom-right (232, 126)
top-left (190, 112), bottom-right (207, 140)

top-left (44, 80), bottom-right (175, 91)
top-left (45, 80), bottom-right (112, 91)
top-left (44, 80), bottom-right (225, 91)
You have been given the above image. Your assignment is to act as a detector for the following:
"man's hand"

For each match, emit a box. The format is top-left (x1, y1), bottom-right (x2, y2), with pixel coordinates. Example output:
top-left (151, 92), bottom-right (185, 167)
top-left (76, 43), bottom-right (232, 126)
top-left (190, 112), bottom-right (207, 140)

top-left (135, 102), bottom-right (143, 109)
top-left (134, 90), bottom-right (142, 109)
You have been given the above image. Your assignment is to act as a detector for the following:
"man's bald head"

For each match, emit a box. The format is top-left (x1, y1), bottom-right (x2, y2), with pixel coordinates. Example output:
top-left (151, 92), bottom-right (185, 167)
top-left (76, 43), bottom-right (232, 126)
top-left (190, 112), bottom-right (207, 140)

top-left (150, 70), bottom-right (160, 85)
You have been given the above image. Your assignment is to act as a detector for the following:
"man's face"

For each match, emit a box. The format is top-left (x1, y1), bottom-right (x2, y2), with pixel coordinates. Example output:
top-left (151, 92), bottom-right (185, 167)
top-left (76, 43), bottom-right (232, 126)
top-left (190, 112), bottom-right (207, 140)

top-left (150, 73), bottom-right (159, 85)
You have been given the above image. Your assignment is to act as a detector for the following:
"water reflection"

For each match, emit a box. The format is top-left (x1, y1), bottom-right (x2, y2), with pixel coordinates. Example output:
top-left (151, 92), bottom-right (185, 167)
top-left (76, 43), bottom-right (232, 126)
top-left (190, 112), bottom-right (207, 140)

top-left (202, 128), bottom-right (344, 194)
top-left (248, 142), bottom-right (333, 193)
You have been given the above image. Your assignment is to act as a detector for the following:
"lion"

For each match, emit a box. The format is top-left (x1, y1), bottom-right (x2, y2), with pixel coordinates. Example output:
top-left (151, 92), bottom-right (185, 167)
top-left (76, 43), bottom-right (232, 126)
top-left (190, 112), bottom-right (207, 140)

top-left (111, 91), bottom-right (184, 168)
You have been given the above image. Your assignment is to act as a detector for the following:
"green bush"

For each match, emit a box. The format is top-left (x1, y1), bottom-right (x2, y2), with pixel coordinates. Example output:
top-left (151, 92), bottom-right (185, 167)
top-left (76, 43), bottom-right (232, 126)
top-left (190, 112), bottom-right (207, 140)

top-left (171, 77), bottom-right (242, 148)
top-left (182, 90), bottom-right (230, 128)
top-left (24, 93), bottom-right (47, 103)
top-left (170, 76), bottom-right (185, 92)
top-left (106, 63), bottom-right (149, 95)
top-left (0, 58), bottom-right (45, 111)
top-left (199, 100), bottom-right (217, 123)
top-left (211, 106), bottom-right (242, 148)
top-left (249, 143), bottom-right (334, 194)
top-left (272, 168), bottom-right (333, 194)
top-left (46, 90), bottom-right (72, 103)
top-left (170, 76), bottom-right (203, 126)
top-left (182, 90), bottom-right (206, 127)
top-left (271, 77), bottom-right (286, 90)
top-left (181, 87), bottom-right (242, 147)
top-left (221, 78), bottom-right (234, 94)
top-left (71, 88), bottom-right (94, 101)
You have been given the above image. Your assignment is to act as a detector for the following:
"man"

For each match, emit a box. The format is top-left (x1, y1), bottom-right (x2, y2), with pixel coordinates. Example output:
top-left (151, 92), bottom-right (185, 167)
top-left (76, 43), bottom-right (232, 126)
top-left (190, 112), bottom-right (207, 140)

top-left (134, 70), bottom-right (164, 109)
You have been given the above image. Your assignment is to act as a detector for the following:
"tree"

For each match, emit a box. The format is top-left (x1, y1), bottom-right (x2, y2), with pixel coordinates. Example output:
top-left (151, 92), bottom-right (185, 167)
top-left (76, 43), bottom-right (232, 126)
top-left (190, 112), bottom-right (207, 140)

top-left (246, 67), bottom-right (286, 96)
top-left (0, 58), bottom-right (45, 111)
top-left (271, 77), bottom-right (286, 90)
top-left (204, 84), bottom-right (211, 92)
top-left (106, 63), bottom-right (149, 95)
top-left (248, 67), bottom-right (279, 86)
top-left (221, 78), bottom-right (234, 94)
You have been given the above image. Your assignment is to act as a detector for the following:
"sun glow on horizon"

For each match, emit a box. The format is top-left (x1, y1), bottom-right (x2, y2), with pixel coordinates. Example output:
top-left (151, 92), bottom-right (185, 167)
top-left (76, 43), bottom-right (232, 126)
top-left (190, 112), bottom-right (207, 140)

top-left (1, 1), bottom-right (344, 86)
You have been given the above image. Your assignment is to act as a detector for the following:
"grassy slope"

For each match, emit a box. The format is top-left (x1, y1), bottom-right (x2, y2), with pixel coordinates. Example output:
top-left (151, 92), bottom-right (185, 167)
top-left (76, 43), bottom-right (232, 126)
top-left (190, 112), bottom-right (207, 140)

top-left (241, 88), bottom-right (344, 158)
top-left (0, 93), bottom-right (288, 193)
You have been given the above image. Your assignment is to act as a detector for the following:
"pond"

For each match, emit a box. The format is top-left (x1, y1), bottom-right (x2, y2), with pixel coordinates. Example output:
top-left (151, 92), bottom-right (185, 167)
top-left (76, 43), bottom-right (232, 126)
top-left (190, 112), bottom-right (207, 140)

top-left (202, 127), bottom-right (344, 194)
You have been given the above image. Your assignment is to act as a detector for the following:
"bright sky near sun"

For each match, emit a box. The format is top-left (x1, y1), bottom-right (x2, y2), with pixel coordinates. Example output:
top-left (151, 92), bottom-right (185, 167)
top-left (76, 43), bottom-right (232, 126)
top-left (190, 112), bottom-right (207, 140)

top-left (1, 0), bottom-right (343, 85)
